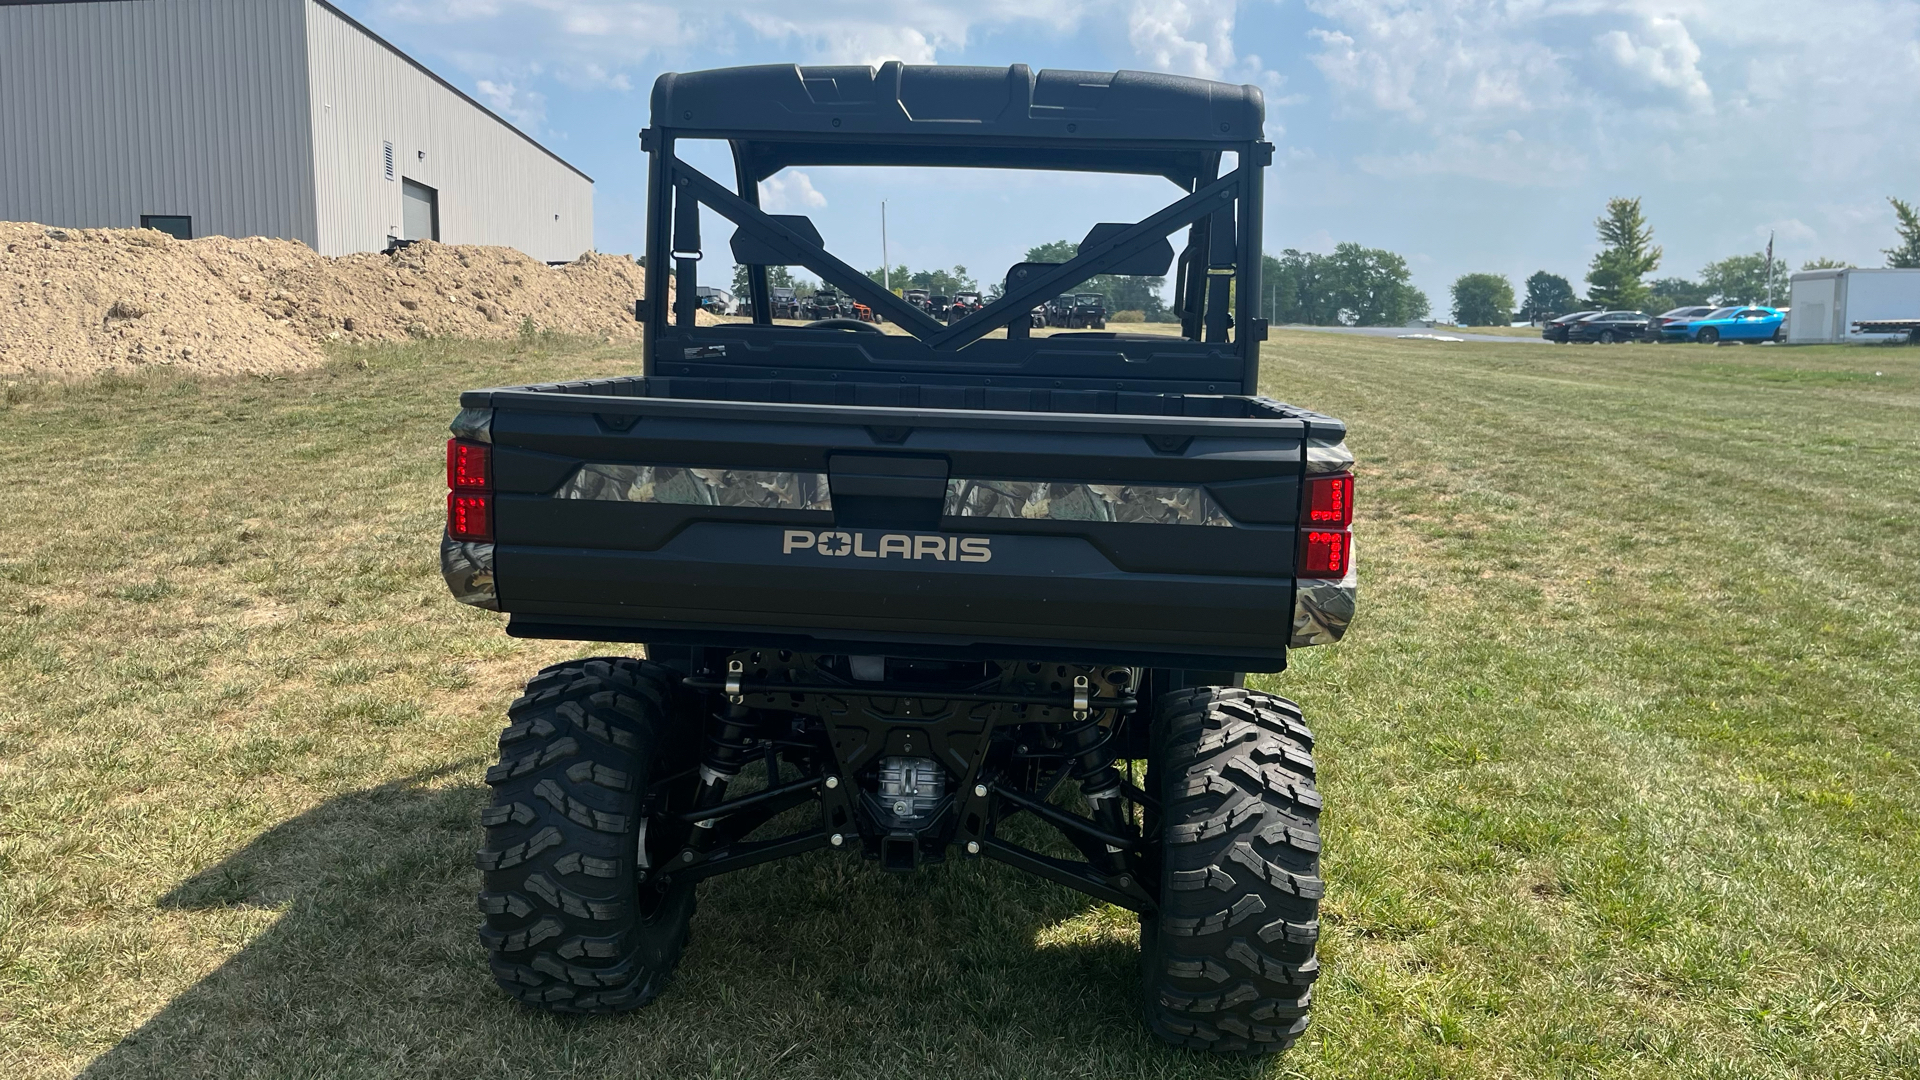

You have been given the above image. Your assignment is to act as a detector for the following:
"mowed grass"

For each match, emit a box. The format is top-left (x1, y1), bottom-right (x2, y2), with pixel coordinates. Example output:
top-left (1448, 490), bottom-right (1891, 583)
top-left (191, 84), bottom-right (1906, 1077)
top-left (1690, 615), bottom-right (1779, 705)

top-left (1, 333), bottom-right (1916, 1078)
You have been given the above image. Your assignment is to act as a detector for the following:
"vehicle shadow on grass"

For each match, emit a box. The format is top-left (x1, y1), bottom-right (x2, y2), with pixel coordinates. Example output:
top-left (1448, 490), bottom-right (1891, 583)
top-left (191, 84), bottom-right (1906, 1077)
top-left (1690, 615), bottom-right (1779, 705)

top-left (81, 771), bottom-right (1262, 1080)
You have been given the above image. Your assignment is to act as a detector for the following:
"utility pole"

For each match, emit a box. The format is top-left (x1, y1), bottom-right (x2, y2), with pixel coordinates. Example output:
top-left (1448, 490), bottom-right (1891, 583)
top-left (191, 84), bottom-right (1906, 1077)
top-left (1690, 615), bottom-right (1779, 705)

top-left (1764, 230), bottom-right (1775, 307)
top-left (881, 201), bottom-right (889, 292)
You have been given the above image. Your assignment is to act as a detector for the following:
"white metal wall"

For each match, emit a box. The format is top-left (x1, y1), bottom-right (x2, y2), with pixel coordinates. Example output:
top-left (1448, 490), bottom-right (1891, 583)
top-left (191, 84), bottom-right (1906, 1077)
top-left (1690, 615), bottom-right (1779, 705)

top-left (304, 0), bottom-right (593, 261)
top-left (0, 0), bottom-right (318, 243)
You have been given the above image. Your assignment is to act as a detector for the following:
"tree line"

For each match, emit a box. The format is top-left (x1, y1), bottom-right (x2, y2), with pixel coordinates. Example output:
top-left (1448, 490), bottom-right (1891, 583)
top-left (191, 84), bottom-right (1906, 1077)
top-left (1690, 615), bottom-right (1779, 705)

top-left (728, 195), bottom-right (1920, 328)
top-left (1453, 195), bottom-right (1920, 326)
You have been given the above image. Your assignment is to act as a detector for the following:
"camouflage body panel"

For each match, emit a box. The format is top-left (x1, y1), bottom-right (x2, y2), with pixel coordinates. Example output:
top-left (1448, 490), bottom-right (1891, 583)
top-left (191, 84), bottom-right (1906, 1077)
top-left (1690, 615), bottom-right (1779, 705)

top-left (451, 408), bottom-right (493, 444)
top-left (1290, 561), bottom-right (1355, 648)
top-left (944, 479), bottom-right (1233, 526)
top-left (442, 536), bottom-right (498, 610)
top-left (1306, 439), bottom-right (1352, 475)
top-left (558, 464), bottom-right (832, 510)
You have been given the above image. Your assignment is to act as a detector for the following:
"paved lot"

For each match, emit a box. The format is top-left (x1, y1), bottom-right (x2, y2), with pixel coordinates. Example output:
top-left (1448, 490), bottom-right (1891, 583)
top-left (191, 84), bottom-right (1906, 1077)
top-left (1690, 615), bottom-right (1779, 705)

top-left (1278, 325), bottom-right (1545, 344)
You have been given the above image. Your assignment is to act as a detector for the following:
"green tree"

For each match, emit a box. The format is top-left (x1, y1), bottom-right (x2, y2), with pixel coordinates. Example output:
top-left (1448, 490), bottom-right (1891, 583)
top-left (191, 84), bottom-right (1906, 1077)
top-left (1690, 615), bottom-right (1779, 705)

top-left (1647, 277), bottom-right (1711, 311)
top-left (1450, 273), bottom-right (1515, 326)
top-left (983, 240), bottom-right (1170, 319)
top-left (732, 263), bottom-right (796, 296)
top-left (1801, 257), bottom-right (1853, 271)
top-left (865, 265), bottom-right (976, 296)
top-left (1700, 252), bottom-right (1789, 305)
top-left (1023, 240), bottom-right (1079, 265)
top-left (1585, 197), bottom-right (1661, 310)
top-left (1324, 243), bottom-right (1428, 325)
top-left (1882, 197), bottom-right (1920, 268)
top-left (1518, 271), bottom-right (1577, 322)
top-left (1260, 244), bottom-right (1426, 326)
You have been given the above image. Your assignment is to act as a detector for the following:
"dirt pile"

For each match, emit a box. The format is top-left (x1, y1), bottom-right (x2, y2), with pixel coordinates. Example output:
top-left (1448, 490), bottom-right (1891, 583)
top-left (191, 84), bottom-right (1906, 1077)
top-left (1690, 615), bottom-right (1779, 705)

top-left (1, 222), bottom-right (702, 380)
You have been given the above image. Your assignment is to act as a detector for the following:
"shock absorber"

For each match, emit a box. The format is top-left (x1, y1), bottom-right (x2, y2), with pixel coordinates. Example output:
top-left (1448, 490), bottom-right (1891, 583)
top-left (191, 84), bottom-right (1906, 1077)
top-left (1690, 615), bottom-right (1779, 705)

top-left (689, 659), bottom-right (758, 851)
top-left (1061, 674), bottom-right (1131, 878)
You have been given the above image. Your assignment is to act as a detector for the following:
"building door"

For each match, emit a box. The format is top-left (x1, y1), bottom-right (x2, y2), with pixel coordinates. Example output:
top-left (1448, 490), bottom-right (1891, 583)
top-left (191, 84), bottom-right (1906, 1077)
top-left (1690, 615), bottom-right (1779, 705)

top-left (401, 179), bottom-right (439, 242)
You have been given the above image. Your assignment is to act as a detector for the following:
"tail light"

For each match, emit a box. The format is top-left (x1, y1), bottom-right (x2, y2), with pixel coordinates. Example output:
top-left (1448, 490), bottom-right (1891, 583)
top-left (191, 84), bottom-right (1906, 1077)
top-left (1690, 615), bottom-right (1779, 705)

top-left (1301, 530), bottom-right (1352, 577)
top-left (1300, 471), bottom-right (1354, 578)
top-left (446, 439), bottom-right (492, 541)
top-left (1303, 473), bottom-right (1354, 527)
top-left (448, 439), bottom-right (490, 491)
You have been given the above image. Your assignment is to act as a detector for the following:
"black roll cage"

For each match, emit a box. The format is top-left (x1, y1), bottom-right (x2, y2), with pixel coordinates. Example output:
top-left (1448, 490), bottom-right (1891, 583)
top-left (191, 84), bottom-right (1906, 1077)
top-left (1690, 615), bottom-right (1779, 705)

top-left (639, 127), bottom-right (1273, 395)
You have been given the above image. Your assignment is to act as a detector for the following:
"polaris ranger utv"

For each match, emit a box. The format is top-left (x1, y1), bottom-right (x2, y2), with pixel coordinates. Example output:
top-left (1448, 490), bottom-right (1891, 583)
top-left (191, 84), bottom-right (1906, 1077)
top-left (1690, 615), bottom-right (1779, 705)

top-left (441, 62), bottom-right (1356, 1054)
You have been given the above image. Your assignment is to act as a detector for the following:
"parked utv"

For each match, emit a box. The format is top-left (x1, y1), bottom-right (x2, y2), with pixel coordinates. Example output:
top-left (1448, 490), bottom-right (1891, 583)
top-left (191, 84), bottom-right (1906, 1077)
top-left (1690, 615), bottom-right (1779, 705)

top-left (947, 291), bottom-right (983, 322)
top-left (803, 288), bottom-right (849, 320)
top-left (443, 62), bottom-right (1353, 1056)
top-left (1069, 292), bottom-right (1109, 329)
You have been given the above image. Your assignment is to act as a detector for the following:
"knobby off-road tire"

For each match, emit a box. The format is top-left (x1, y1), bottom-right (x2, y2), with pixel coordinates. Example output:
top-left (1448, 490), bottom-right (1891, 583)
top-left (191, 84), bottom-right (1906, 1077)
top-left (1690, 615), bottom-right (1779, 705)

top-left (1142, 687), bottom-right (1324, 1054)
top-left (477, 657), bottom-right (699, 1013)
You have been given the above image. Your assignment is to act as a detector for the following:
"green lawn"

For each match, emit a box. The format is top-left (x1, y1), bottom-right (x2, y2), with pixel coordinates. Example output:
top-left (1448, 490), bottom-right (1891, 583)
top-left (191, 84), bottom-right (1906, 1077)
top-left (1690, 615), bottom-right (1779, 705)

top-left (1, 335), bottom-right (1916, 1078)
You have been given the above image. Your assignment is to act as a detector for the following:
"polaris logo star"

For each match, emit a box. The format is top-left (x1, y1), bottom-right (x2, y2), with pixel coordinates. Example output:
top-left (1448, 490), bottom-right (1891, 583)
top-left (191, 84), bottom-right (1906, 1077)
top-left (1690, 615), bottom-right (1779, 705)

top-left (782, 529), bottom-right (991, 562)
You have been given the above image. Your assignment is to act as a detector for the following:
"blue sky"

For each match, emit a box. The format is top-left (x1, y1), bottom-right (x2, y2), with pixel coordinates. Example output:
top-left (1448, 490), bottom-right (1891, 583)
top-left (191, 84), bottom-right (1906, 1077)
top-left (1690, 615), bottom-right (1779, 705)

top-left (343, 0), bottom-right (1920, 314)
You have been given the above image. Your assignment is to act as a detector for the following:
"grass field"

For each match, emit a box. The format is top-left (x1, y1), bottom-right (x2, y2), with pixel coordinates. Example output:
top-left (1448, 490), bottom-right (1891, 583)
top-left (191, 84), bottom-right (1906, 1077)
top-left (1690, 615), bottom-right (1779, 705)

top-left (2, 333), bottom-right (1916, 1079)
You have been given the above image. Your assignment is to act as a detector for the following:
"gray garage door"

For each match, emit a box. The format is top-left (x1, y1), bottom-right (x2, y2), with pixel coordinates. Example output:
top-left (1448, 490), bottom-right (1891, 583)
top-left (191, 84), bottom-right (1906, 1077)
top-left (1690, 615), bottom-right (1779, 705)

top-left (401, 179), bottom-right (439, 242)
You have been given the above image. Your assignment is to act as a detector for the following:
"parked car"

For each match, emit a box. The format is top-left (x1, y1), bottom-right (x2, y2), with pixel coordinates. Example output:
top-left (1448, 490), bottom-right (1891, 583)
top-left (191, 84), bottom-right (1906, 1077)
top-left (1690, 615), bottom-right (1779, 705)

top-left (850, 301), bottom-right (878, 323)
top-left (1541, 310), bottom-right (1601, 342)
top-left (1674, 305), bottom-right (1786, 344)
top-left (1566, 310), bottom-right (1654, 344)
top-left (1647, 305), bottom-right (1716, 342)
top-left (769, 286), bottom-right (801, 320)
top-left (946, 291), bottom-right (983, 322)
top-left (904, 288), bottom-right (930, 312)
top-left (926, 294), bottom-right (951, 319)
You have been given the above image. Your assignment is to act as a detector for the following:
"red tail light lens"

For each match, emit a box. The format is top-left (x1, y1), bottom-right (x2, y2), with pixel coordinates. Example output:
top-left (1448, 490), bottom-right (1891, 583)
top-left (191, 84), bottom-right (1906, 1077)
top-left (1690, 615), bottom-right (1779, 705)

top-left (1301, 530), bottom-right (1351, 578)
top-left (447, 493), bottom-right (492, 541)
top-left (447, 439), bottom-right (491, 491)
top-left (1304, 473), bottom-right (1354, 527)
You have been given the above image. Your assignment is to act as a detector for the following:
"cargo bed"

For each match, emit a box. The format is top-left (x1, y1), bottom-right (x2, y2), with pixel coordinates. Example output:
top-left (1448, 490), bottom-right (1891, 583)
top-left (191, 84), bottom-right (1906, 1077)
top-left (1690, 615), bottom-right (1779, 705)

top-left (449, 378), bottom-right (1352, 671)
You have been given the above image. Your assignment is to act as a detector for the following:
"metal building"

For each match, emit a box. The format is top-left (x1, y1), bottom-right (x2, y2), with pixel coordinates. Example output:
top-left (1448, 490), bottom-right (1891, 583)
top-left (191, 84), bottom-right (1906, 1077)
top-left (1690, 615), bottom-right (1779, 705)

top-left (0, 0), bottom-right (593, 261)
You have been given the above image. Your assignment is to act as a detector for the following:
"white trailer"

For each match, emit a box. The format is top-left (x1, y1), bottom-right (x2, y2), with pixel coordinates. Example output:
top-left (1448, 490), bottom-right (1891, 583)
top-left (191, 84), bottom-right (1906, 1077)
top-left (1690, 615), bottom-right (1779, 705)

top-left (1787, 268), bottom-right (1920, 344)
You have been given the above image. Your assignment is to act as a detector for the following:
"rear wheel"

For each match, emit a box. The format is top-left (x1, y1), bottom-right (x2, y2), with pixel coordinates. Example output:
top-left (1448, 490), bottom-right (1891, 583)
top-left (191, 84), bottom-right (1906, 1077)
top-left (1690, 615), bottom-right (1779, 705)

top-left (1142, 687), bottom-right (1323, 1054)
top-left (1598, 329), bottom-right (1617, 344)
top-left (1697, 327), bottom-right (1719, 345)
top-left (477, 658), bottom-right (699, 1013)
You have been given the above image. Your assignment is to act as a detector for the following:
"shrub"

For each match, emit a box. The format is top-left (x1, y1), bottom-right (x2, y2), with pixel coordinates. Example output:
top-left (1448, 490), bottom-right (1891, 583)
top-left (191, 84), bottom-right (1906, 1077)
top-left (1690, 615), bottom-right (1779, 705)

top-left (1111, 310), bottom-right (1145, 323)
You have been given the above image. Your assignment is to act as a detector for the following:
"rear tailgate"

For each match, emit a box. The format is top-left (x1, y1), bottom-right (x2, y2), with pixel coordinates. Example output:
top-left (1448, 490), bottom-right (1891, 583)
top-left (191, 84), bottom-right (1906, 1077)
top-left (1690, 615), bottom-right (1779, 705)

top-left (460, 390), bottom-right (1344, 670)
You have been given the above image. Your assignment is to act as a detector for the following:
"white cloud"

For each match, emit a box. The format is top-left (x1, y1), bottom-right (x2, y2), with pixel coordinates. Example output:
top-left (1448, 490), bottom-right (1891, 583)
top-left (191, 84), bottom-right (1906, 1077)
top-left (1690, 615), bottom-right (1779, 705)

top-left (474, 78), bottom-right (548, 131)
top-left (759, 170), bottom-right (828, 212)
top-left (368, 0), bottom-right (1285, 88)
top-left (1593, 16), bottom-right (1710, 111)
top-left (1301, 0), bottom-right (1920, 189)
top-left (735, 17), bottom-right (944, 65)
top-left (1128, 0), bottom-right (1238, 81)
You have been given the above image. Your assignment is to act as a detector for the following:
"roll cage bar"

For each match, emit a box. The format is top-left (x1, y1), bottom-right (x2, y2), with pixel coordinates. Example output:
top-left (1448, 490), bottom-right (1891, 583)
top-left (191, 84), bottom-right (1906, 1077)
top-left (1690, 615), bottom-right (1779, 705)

top-left (640, 64), bottom-right (1272, 395)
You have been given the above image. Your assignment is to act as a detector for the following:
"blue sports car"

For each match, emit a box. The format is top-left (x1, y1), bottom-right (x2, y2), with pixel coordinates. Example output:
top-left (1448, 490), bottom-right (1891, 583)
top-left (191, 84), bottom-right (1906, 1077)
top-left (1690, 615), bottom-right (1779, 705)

top-left (1664, 305), bottom-right (1786, 344)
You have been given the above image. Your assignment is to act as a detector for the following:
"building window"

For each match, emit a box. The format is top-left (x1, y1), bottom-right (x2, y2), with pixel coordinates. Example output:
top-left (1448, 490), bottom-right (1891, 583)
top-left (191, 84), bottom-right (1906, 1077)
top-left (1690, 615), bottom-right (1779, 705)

top-left (384, 142), bottom-right (395, 181)
top-left (141, 215), bottom-right (192, 240)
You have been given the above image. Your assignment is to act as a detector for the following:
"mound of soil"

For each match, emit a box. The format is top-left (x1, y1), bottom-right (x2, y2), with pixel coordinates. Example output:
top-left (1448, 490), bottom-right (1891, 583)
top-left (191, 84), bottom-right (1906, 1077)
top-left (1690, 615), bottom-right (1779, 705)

top-left (0, 222), bottom-right (703, 380)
